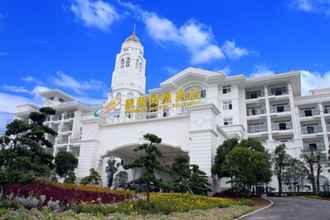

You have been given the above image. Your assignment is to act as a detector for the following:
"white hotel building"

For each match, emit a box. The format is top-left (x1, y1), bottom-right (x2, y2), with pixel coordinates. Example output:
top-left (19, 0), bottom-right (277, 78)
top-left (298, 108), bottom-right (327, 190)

top-left (16, 32), bottom-right (330, 191)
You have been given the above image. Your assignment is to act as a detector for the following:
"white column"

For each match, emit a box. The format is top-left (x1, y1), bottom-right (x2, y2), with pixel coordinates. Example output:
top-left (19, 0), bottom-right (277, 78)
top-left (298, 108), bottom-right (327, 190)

top-left (288, 83), bottom-right (299, 139)
top-left (264, 86), bottom-right (273, 141)
top-left (319, 103), bottom-right (329, 156)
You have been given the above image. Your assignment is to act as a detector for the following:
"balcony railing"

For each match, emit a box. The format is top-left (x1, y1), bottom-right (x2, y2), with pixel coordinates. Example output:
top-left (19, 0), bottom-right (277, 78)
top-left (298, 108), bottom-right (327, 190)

top-left (63, 112), bottom-right (75, 120)
top-left (248, 124), bottom-right (267, 133)
top-left (57, 136), bottom-right (69, 144)
top-left (272, 122), bottom-right (292, 130)
top-left (247, 108), bottom-right (266, 116)
top-left (62, 126), bottom-right (73, 132)
top-left (271, 105), bottom-right (290, 113)
top-left (302, 144), bottom-right (326, 153)
top-left (246, 91), bottom-right (264, 100)
top-left (324, 106), bottom-right (330, 114)
top-left (269, 87), bottom-right (288, 96)
top-left (52, 114), bottom-right (62, 121)
top-left (301, 125), bottom-right (323, 134)
top-left (299, 109), bottom-right (320, 117)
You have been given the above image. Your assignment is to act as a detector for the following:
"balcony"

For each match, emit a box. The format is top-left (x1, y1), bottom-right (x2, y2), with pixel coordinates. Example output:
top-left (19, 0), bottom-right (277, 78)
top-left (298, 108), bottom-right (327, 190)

top-left (56, 135), bottom-right (69, 145)
top-left (269, 86), bottom-right (288, 96)
top-left (302, 140), bottom-right (326, 153)
top-left (63, 112), bottom-right (75, 120)
top-left (299, 108), bottom-right (320, 120)
top-left (246, 107), bottom-right (266, 118)
top-left (52, 114), bottom-right (62, 121)
top-left (272, 121), bottom-right (292, 131)
top-left (271, 104), bottom-right (290, 113)
top-left (301, 123), bottom-right (323, 138)
top-left (323, 105), bottom-right (330, 115)
top-left (245, 89), bottom-right (264, 101)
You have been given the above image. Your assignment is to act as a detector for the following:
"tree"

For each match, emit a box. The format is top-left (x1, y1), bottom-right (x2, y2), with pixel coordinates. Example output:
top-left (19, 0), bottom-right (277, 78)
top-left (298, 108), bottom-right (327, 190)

top-left (171, 155), bottom-right (210, 195)
top-left (64, 170), bottom-right (76, 184)
top-left (105, 157), bottom-right (121, 187)
top-left (272, 144), bottom-right (289, 196)
top-left (55, 151), bottom-right (78, 182)
top-left (212, 138), bottom-right (238, 178)
top-left (0, 107), bottom-right (57, 186)
top-left (224, 139), bottom-right (272, 193)
top-left (283, 157), bottom-right (307, 192)
top-left (171, 155), bottom-right (192, 193)
top-left (125, 133), bottom-right (162, 202)
top-left (189, 164), bottom-right (210, 195)
top-left (301, 145), bottom-right (323, 193)
top-left (113, 171), bottom-right (128, 188)
top-left (80, 168), bottom-right (102, 185)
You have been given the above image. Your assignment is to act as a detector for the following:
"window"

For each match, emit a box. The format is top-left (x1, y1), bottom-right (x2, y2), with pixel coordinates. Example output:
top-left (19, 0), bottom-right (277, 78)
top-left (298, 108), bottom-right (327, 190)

top-left (304, 109), bottom-right (313, 117)
top-left (136, 59), bottom-right (139, 68)
top-left (222, 85), bottom-right (231, 94)
top-left (224, 118), bottom-right (233, 126)
top-left (120, 58), bottom-right (124, 68)
top-left (201, 89), bottom-right (206, 98)
top-left (125, 57), bottom-right (130, 67)
top-left (309, 143), bottom-right (317, 151)
top-left (223, 100), bottom-right (232, 110)
top-left (279, 122), bottom-right (287, 130)
top-left (277, 105), bottom-right (285, 112)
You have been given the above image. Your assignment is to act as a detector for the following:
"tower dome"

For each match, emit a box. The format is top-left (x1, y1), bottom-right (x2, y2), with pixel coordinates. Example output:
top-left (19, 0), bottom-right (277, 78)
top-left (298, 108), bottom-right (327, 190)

top-left (110, 31), bottom-right (147, 101)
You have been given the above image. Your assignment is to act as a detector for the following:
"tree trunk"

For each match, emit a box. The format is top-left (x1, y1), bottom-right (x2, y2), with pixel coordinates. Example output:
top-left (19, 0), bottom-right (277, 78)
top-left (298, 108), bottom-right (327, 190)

top-left (316, 164), bottom-right (321, 194)
top-left (146, 183), bottom-right (150, 202)
top-left (309, 163), bottom-right (316, 193)
top-left (278, 175), bottom-right (282, 196)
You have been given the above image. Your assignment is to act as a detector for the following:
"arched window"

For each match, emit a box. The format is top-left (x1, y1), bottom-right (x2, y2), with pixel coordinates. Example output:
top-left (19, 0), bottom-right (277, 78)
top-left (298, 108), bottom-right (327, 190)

top-left (183, 85), bottom-right (206, 100)
top-left (120, 58), bottom-right (124, 68)
top-left (139, 62), bottom-right (143, 72)
top-left (126, 57), bottom-right (130, 67)
top-left (136, 59), bottom-right (139, 68)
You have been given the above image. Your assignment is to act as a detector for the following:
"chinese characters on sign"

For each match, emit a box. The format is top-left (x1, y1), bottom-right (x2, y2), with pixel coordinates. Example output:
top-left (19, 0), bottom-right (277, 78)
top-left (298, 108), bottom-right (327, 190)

top-left (96, 87), bottom-right (204, 116)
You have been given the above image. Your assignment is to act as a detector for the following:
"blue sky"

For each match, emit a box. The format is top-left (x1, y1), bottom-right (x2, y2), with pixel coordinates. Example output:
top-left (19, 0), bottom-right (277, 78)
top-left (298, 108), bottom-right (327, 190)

top-left (1, 0), bottom-right (330, 132)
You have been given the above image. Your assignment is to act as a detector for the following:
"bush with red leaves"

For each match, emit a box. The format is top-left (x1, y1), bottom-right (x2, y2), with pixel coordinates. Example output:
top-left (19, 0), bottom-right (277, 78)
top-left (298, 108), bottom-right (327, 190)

top-left (4, 182), bottom-right (131, 204)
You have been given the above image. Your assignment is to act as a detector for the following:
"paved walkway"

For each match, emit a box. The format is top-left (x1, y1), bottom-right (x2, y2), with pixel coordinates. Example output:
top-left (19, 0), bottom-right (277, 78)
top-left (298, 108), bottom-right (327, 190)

top-left (243, 197), bottom-right (330, 220)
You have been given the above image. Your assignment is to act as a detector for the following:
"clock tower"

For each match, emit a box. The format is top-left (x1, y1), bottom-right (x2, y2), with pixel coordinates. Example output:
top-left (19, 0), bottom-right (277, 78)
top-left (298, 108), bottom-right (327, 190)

top-left (110, 31), bottom-right (146, 101)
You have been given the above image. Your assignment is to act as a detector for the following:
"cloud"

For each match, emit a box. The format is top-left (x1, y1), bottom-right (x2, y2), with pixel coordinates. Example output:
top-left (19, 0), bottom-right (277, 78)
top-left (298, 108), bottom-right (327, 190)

top-left (0, 92), bottom-right (36, 113)
top-left (223, 41), bottom-right (249, 60)
top-left (2, 85), bottom-right (30, 94)
top-left (291, 0), bottom-right (330, 15)
top-left (162, 66), bottom-right (178, 75)
top-left (120, 2), bottom-right (247, 64)
top-left (53, 71), bottom-right (105, 94)
top-left (250, 65), bottom-right (275, 78)
top-left (70, 0), bottom-right (119, 31)
top-left (21, 76), bottom-right (43, 84)
top-left (0, 52), bottom-right (8, 56)
top-left (216, 66), bottom-right (232, 75)
top-left (300, 70), bottom-right (330, 95)
top-left (0, 111), bottom-right (13, 134)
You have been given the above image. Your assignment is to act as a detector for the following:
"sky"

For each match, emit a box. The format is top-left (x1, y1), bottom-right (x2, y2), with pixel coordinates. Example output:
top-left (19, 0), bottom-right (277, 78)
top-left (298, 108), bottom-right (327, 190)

top-left (1, 0), bottom-right (330, 132)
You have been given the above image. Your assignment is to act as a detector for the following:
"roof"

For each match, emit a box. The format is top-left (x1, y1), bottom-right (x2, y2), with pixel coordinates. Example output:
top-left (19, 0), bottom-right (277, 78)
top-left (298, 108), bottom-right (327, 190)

top-left (124, 32), bottom-right (141, 45)
top-left (160, 67), bottom-right (225, 88)
top-left (39, 89), bottom-right (74, 101)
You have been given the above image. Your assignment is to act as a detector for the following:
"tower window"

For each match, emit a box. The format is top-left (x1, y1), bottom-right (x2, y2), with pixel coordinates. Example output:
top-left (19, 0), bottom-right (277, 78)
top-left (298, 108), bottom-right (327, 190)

top-left (136, 59), bottom-right (139, 68)
top-left (126, 57), bottom-right (130, 67)
top-left (120, 58), bottom-right (124, 68)
top-left (223, 85), bottom-right (231, 94)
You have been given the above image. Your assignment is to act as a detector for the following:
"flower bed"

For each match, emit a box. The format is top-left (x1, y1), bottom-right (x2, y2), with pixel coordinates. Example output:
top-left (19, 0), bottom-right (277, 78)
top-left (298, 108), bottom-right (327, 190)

top-left (4, 181), bottom-right (132, 204)
top-left (75, 192), bottom-right (242, 215)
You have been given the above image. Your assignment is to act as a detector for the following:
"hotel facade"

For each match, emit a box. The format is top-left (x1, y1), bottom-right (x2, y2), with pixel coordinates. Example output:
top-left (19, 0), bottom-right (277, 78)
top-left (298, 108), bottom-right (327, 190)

top-left (16, 32), bottom-right (330, 192)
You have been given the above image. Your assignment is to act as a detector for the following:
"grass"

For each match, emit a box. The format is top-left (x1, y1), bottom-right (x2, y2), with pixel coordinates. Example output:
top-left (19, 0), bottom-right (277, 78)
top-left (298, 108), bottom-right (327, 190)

top-left (0, 206), bottom-right (255, 220)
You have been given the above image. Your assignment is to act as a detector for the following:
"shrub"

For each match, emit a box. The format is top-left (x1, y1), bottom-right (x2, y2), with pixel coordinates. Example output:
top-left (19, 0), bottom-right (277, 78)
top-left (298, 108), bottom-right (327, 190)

top-left (75, 193), bottom-right (237, 215)
top-left (4, 181), bottom-right (132, 205)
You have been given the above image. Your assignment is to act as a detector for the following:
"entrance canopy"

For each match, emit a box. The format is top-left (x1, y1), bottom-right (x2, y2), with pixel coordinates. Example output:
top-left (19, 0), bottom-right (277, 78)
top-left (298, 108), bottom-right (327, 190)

top-left (101, 143), bottom-right (188, 169)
